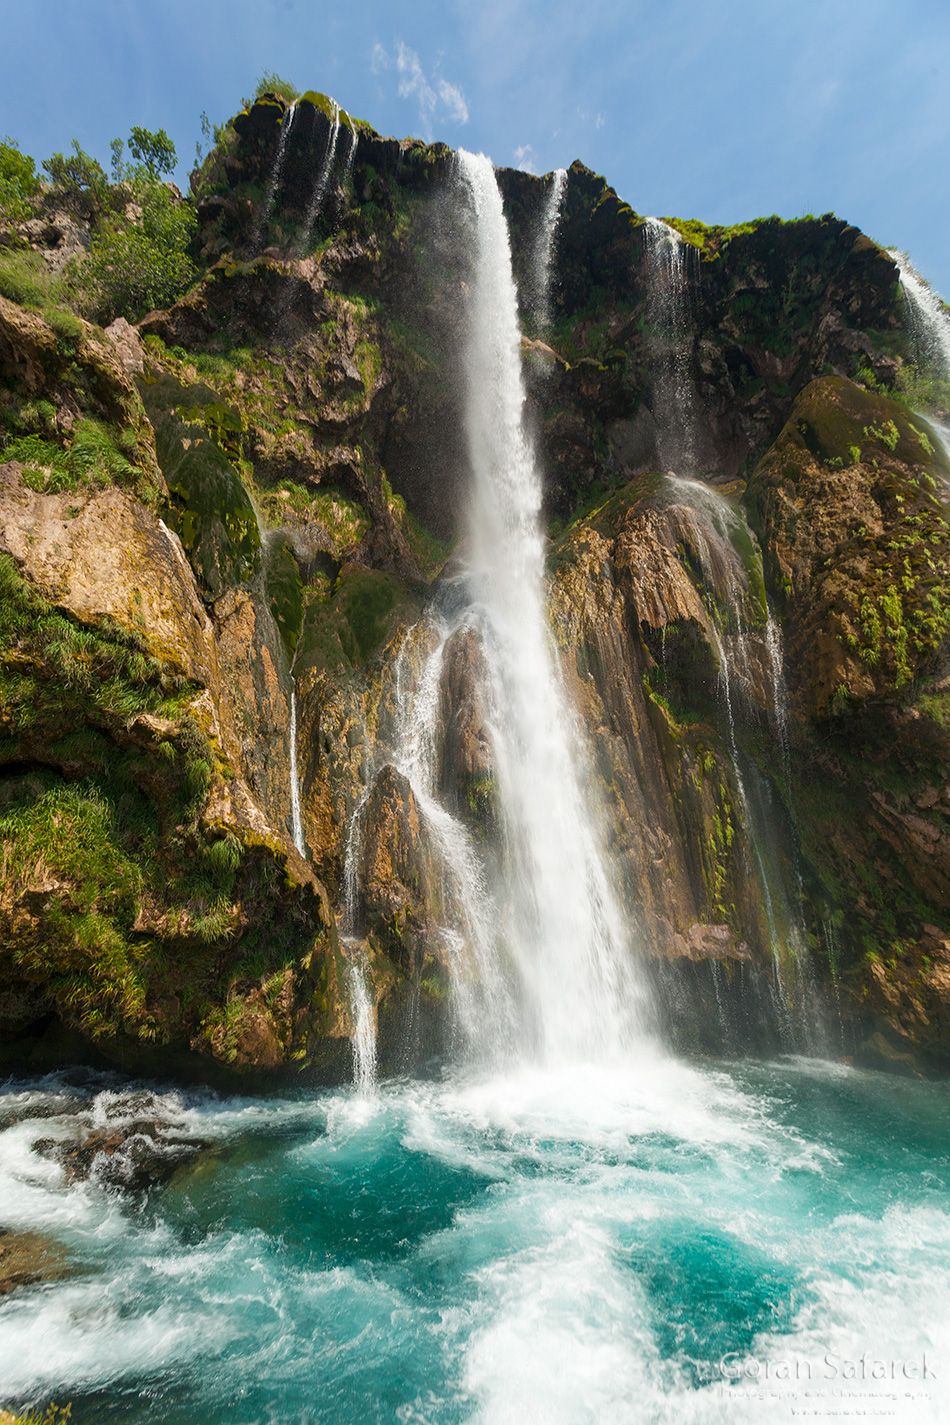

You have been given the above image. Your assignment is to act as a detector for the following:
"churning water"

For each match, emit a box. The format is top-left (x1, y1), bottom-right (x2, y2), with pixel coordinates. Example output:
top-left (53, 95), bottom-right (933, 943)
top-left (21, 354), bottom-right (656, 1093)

top-left (0, 1059), bottom-right (948, 1423)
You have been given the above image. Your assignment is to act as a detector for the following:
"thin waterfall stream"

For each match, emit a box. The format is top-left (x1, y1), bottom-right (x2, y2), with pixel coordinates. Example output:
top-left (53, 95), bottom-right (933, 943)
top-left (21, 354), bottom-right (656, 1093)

top-left (288, 683), bottom-right (306, 858)
top-left (252, 100), bottom-right (297, 250)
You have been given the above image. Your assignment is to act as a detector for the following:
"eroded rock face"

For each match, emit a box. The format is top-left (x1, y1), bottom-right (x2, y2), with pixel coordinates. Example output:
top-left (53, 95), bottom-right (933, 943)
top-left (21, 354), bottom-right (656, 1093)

top-left (2, 94), bottom-right (948, 1078)
top-left (549, 490), bottom-right (779, 970)
top-left (358, 765), bottom-right (438, 972)
top-left (438, 625), bottom-right (493, 820)
top-left (746, 376), bottom-right (950, 718)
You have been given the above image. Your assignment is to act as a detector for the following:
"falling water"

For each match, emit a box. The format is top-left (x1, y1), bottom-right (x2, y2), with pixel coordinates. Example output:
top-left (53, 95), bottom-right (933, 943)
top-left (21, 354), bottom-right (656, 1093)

top-left (252, 101), bottom-right (297, 251)
top-left (288, 685), bottom-right (306, 858)
top-left (643, 217), bottom-right (700, 474)
top-left (339, 618), bottom-right (514, 1064)
top-left (338, 122), bottom-right (358, 193)
top-left (298, 101), bottom-right (341, 253)
top-left (455, 150), bottom-right (649, 1064)
top-left (345, 959), bottom-right (376, 1095)
top-left (659, 476), bottom-right (813, 1033)
top-left (525, 167), bottom-right (567, 335)
top-left (890, 249), bottom-right (950, 378)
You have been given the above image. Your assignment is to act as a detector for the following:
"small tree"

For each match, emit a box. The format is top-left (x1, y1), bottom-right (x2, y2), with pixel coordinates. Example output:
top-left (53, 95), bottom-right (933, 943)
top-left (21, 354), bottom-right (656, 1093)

top-left (42, 141), bottom-right (112, 221)
top-left (0, 137), bottom-right (39, 224)
top-left (127, 126), bottom-right (177, 178)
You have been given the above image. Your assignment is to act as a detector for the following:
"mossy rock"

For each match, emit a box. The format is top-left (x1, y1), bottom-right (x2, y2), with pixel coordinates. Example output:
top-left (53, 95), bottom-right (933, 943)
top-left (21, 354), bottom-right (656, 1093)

top-left (746, 375), bottom-right (950, 715)
top-left (140, 372), bottom-right (261, 597)
top-left (294, 565), bottom-right (421, 677)
top-left (777, 375), bottom-right (948, 473)
top-left (263, 535), bottom-right (304, 658)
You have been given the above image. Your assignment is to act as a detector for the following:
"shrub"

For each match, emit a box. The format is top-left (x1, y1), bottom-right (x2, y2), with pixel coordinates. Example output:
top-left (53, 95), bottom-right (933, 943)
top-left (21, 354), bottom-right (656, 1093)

top-left (42, 141), bottom-right (114, 222)
top-left (254, 71), bottom-right (300, 104)
top-left (79, 182), bottom-right (197, 321)
top-left (0, 136), bottom-right (39, 224)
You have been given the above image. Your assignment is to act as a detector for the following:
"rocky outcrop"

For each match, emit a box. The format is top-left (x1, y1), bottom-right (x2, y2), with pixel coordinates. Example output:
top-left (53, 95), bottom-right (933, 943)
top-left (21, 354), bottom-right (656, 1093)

top-left (746, 376), bottom-right (950, 717)
top-left (1, 85), bottom-right (948, 1078)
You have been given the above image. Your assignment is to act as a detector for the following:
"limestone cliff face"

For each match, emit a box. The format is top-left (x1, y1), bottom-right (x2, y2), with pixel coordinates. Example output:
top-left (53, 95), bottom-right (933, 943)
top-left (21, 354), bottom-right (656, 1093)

top-left (1, 87), bottom-right (949, 1077)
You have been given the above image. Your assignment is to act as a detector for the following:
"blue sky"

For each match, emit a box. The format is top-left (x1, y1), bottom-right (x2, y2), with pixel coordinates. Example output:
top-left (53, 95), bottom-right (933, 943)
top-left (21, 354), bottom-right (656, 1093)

top-left (5, 0), bottom-right (949, 295)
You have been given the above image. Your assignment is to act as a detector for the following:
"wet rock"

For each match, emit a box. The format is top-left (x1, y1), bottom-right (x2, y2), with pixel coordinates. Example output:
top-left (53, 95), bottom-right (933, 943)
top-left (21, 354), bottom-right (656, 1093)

top-left (0, 1229), bottom-right (69, 1295)
top-left (32, 1090), bottom-right (211, 1190)
top-left (439, 625), bottom-right (493, 819)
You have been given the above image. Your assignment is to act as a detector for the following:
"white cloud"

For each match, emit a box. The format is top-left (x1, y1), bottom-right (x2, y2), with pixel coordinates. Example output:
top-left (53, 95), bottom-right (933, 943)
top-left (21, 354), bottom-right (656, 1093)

top-left (438, 79), bottom-right (469, 125)
top-left (514, 144), bottom-right (537, 174)
top-left (396, 40), bottom-right (437, 118)
top-left (373, 39), bottom-right (470, 135)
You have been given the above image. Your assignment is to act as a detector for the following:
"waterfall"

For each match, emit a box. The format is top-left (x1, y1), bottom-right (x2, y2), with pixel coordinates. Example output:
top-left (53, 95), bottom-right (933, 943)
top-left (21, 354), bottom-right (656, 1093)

top-left (525, 168), bottom-right (567, 335)
top-left (253, 100), bottom-right (297, 251)
top-left (338, 122), bottom-right (358, 193)
top-left (642, 217), bottom-right (700, 474)
top-left (659, 475), bottom-right (814, 1035)
top-left (298, 101), bottom-right (341, 253)
top-left (890, 249), bottom-right (950, 378)
top-left (346, 958), bottom-right (376, 1095)
top-left (288, 684), bottom-right (306, 857)
top-left (455, 150), bottom-right (649, 1064)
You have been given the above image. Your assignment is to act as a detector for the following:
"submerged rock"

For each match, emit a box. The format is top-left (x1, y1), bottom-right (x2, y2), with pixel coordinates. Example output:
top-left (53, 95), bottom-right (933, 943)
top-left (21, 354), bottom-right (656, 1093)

top-left (0, 1229), bottom-right (69, 1296)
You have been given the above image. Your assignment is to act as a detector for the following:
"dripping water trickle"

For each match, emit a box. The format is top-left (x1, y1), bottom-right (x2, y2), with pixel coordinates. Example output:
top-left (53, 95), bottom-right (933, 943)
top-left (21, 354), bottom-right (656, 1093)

top-left (289, 684), bottom-right (306, 858)
top-left (298, 101), bottom-right (342, 254)
top-left (525, 167), bottom-right (567, 336)
top-left (253, 100), bottom-right (297, 251)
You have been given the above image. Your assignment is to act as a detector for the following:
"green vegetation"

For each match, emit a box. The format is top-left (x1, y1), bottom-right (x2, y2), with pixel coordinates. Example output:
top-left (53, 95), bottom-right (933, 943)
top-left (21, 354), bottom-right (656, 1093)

top-left (6, 1404), bottom-right (72, 1425)
top-left (254, 71), bottom-right (300, 105)
top-left (42, 142), bottom-right (114, 221)
top-left (81, 182), bottom-right (197, 322)
top-left (295, 566), bottom-right (420, 677)
top-left (0, 137), bottom-right (40, 224)
top-left (0, 248), bottom-right (82, 340)
top-left (140, 372), bottom-right (262, 594)
top-left (127, 125), bottom-right (177, 179)
top-left (2, 419), bottom-right (139, 494)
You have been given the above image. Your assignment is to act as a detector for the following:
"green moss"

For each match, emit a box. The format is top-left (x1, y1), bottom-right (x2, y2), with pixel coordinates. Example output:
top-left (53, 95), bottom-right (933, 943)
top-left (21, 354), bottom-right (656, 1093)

top-left (295, 566), bottom-right (420, 677)
top-left (264, 536), bottom-right (303, 658)
top-left (140, 372), bottom-right (261, 594)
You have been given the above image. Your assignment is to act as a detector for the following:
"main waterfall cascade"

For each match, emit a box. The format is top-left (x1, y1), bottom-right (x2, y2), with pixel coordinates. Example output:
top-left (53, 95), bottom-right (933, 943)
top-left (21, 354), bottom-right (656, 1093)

top-left (452, 150), bottom-right (648, 1061)
top-left (337, 154), bottom-right (648, 1071)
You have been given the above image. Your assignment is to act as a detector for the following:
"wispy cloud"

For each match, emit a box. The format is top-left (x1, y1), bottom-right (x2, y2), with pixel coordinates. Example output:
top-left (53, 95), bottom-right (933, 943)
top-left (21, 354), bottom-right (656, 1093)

top-left (514, 144), bottom-right (537, 174)
top-left (373, 39), bottom-right (470, 137)
top-left (438, 79), bottom-right (469, 125)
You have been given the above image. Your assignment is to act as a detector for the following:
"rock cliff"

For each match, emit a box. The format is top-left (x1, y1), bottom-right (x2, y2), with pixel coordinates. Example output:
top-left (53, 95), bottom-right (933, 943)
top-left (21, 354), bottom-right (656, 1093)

top-left (1, 87), bottom-right (949, 1077)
